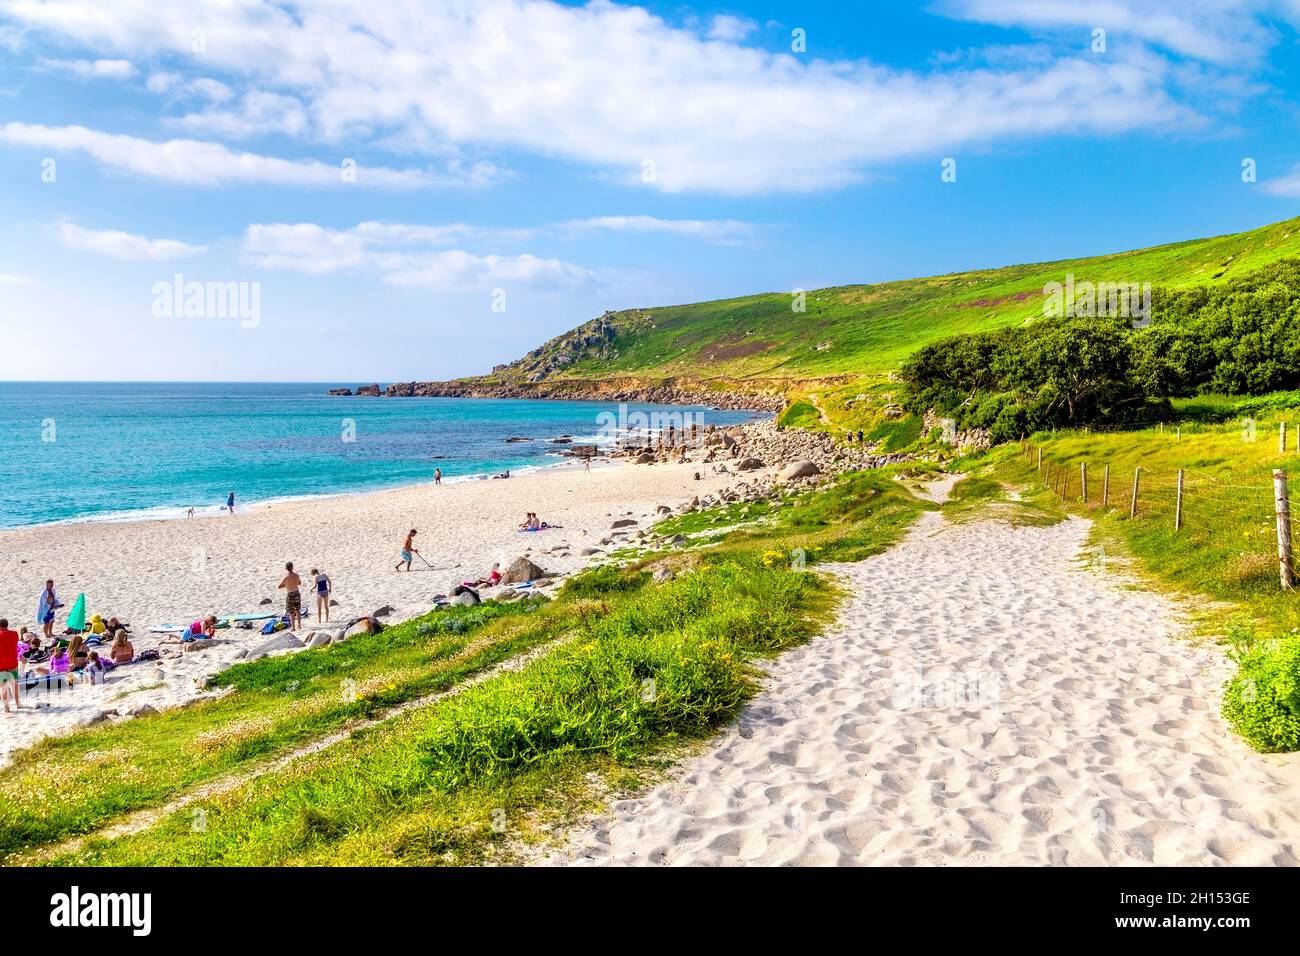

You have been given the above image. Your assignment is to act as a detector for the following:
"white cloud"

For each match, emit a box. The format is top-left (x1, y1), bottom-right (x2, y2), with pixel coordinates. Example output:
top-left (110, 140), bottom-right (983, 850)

top-left (1262, 164), bottom-right (1300, 197)
top-left (41, 56), bottom-right (135, 78)
top-left (176, 90), bottom-right (307, 138)
top-left (0, 0), bottom-right (1235, 195)
top-left (707, 14), bottom-right (757, 42)
top-left (0, 122), bottom-right (499, 188)
top-left (0, 272), bottom-right (31, 284)
top-left (242, 221), bottom-right (594, 291)
top-left (55, 221), bottom-right (206, 260)
top-left (146, 71), bottom-right (234, 103)
top-left (939, 0), bottom-right (1283, 64)
top-left (560, 215), bottom-right (757, 244)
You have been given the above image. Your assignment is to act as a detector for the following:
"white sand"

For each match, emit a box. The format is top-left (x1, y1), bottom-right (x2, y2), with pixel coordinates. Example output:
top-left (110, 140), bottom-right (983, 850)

top-left (546, 503), bottom-right (1300, 866)
top-left (0, 459), bottom-right (738, 763)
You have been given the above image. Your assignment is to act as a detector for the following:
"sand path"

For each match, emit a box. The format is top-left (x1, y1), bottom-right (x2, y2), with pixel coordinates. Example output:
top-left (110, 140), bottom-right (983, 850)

top-left (546, 499), bottom-right (1300, 866)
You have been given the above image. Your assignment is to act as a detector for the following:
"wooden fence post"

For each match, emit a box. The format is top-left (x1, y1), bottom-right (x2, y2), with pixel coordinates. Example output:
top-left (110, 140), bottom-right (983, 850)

top-left (1081, 463), bottom-right (1088, 504)
top-left (1275, 470), bottom-right (1294, 590)
top-left (1176, 426), bottom-right (1181, 441)
top-left (1037, 447), bottom-right (1042, 472)
top-left (1175, 470), bottom-right (1184, 532)
top-left (1102, 464), bottom-right (1110, 509)
top-left (1281, 422), bottom-right (1288, 455)
top-left (1130, 467), bottom-right (1141, 519)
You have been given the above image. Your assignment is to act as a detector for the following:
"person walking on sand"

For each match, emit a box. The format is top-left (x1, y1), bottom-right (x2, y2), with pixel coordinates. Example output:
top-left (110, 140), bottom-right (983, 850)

top-left (0, 618), bottom-right (21, 713)
top-left (584, 455), bottom-right (591, 473)
top-left (395, 529), bottom-right (419, 572)
top-left (311, 568), bottom-right (332, 623)
top-left (434, 468), bottom-right (442, 485)
top-left (227, 491), bottom-right (236, 515)
top-left (37, 579), bottom-right (62, 640)
top-left (279, 562), bottom-right (303, 630)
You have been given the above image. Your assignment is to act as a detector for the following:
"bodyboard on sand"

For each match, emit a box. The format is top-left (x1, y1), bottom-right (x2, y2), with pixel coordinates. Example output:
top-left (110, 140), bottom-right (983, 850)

top-left (219, 613), bottom-right (278, 623)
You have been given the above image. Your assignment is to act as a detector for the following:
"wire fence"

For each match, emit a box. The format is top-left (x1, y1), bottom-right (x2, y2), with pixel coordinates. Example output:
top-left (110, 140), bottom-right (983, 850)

top-left (1018, 437), bottom-right (1295, 590)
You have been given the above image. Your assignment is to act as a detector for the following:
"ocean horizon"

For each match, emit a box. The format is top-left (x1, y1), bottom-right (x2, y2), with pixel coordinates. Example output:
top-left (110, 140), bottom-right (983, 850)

top-left (0, 381), bottom-right (760, 530)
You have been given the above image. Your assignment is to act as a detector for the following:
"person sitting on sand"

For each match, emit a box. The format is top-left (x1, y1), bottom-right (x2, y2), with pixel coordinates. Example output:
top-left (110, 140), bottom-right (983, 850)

top-left (84, 651), bottom-right (109, 684)
top-left (0, 618), bottom-right (20, 713)
top-left (395, 530), bottom-right (419, 573)
top-left (87, 613), bottom-right (107, 636)
top-left (106, 616), bottom-right (127, 634)
top-left (280, 563), bottom-right (304, 629)
top-left (66, 634), bottom-right (90, 671)
top-left (473, 562), bottom-right (502, 587)
top-left (109, 629), bottom-right (134, 664)
top-left (311, 568), bottom-right (332, 623)
top-left (41, 646), bottom-right (69, 677)
top-left (20, 633), bottom-right (46, 663)
top-left (518, 512), bottom-right (534, 530)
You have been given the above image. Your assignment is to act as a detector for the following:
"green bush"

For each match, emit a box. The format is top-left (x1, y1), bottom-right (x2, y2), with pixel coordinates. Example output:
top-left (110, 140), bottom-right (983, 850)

top-left (1221, 638), bottom-right (1300, 752)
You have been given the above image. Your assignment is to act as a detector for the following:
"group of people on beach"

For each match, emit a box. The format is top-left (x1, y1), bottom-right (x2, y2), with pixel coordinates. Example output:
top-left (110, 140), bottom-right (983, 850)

top-left (1, 578), bottom-right (144, 714)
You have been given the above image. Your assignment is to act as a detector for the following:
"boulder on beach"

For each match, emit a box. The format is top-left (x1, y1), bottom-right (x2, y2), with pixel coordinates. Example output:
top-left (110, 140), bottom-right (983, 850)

top-left (634, 452), bottom-right (655, 464)
top-left (503, 556), bottom-right (547, 584)
top-left (611, 518), bottom-right (637, 528)
top-left (452, 590), bottom-right (480, 607)
top-left (344, 617), bottom-right (381, 639)
top-left (249, 631), bottom-right (305, 657)
top-left (736, 457), bottom-right (765, 471)
top-left (371, 605), bottom-right (395, 619)
top-left (305, 630), bottom-right (336, 648)
top-left (780, 460), bottom-right (822, 480)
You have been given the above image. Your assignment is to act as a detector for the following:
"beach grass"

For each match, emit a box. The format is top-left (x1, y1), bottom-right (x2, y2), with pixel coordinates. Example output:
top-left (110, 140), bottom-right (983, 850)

top-left (14, 468), bottom-right (930, 866)
top-left (0, 601), bottom-right (563, 860)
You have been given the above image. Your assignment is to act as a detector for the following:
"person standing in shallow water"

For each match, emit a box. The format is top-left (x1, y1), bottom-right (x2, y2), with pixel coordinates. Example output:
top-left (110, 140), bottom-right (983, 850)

top-left (227, 491), bottom-right (236, 514)
top-left (434, 468), bottom-right (442, 485)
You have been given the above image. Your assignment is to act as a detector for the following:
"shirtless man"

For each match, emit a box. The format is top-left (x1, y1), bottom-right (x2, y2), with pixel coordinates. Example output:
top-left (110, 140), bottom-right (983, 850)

top-left (395, 529), bottom-right (419, 572)
top-left (278, 562), bottom-right (303, 630)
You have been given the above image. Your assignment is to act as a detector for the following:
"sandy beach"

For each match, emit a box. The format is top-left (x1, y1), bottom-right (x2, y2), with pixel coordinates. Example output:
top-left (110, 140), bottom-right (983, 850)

top-left (546, 488), bottom-right (1300, 866)
top-left (0, 457), bottom-right (738, 762)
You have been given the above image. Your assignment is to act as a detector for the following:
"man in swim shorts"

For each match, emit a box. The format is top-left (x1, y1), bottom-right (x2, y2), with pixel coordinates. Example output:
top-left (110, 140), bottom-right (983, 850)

top-left (395, 529), bottom-right (419, 572)
top-left (279, 562), bottom-right (303, 630)
top-left (37, 579), bottom-right (61, 640)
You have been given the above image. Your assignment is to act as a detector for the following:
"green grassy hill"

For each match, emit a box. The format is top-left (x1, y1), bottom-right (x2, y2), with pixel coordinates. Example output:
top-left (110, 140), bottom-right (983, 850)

top-left (482, 215), bottom-right (1300, 429)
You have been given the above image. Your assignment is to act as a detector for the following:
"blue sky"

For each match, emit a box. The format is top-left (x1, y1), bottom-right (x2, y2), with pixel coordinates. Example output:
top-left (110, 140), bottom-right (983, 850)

top-left (0, 0), bottom-right (1298, 382)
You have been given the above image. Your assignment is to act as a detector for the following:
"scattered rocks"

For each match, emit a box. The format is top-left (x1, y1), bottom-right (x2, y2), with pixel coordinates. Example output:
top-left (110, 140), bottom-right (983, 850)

top-left (611, 518), bottom-right (638, 528)
top-left (736, 456), bottom-right (765, 471)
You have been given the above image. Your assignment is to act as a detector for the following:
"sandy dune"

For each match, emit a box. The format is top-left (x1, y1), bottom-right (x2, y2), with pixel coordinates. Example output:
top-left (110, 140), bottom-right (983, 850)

top-left (547, 507), bottom-right (1300, 866)
top-left (0, 459), bottom-right (737, 762)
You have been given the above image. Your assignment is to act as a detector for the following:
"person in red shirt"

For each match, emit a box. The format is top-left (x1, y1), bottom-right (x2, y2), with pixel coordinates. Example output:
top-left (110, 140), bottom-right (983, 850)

top-left (0, 618), bottom-right (20, 713)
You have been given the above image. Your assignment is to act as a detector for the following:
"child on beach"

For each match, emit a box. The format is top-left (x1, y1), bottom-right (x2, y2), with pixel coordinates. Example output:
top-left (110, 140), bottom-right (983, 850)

top-left (395, 530), bottom-right (419, 572)
top-left (311, 568), bottom-right (332, 623)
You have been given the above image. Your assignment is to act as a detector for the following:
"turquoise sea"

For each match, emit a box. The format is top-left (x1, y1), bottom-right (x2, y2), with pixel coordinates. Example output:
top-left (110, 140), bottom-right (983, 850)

top-left (0, 382), bottom-right (760, 529)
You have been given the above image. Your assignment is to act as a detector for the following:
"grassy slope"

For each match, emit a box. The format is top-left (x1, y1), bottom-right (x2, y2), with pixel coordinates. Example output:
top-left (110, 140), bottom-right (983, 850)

top-left (497, 216), bottom-right (1300, 388)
